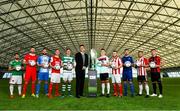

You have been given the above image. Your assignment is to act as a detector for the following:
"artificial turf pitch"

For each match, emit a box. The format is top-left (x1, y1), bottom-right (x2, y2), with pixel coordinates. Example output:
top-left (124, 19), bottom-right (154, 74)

top-left (0, 78), bottom-right (180, 110)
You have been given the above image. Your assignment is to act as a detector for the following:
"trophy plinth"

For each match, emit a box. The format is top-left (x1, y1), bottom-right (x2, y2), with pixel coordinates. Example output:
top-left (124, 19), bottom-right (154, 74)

top-left (88, 49), bottom-right (97, 97)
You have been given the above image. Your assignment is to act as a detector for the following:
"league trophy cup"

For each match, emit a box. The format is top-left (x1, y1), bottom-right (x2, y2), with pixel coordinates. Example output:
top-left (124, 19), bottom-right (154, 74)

top-left (88, 48), bottom-right (97, 97)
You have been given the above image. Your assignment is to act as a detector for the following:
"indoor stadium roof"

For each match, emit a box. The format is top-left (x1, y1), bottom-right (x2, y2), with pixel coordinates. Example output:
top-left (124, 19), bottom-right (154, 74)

top-left (0, 0), bottom-right (180, 68)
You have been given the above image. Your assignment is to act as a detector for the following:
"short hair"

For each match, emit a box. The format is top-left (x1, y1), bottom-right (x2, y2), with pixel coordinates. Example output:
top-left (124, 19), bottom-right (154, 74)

top-left (113, 50), bottom-right (117, 52)
top-left (79, 44), bottom-right (84, 47)
top-left (138, 51), bottom-right (143, 53)
top-left (101, 48), bottom-right (105, 51)
top-left (15, 53), bottom-right (19, 55)
top-left (42, 48), bottom-right (47, 50)
top-left (66, 48), bottom-right (71, 51)
top-left (124, 48), bottom-right (129, 51)
top-left (151, 49), bottom-right (156, 51)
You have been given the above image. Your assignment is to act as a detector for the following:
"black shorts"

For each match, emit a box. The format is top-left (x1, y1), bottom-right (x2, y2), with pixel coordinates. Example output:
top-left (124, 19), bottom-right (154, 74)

top-left (100, 73), bottom-right (109, 81)
top-left (151, 72), bottom-right (161, 82)
top-left (137, 76), bottom-right (147, 82)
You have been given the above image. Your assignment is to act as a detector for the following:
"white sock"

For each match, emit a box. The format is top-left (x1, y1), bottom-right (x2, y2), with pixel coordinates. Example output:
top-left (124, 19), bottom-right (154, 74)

top-left (9, 84), bottom-right (14, 95)
top-left (101, 83), bottom-right (105, 94)
top-left (18, 85), bottom-right (22, 95)
top-left (139, 84), bottom-right (143, 95)
top-left (107, 82), bottom-right (110, 94)
top-left (145, 84), bottom-right (149, 95)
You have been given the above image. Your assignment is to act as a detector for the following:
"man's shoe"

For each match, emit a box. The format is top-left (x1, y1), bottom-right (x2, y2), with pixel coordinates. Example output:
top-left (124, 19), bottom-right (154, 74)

top-left (31, 93), bottom-right (35, 97)
top-left (150, 93), bottom-right (157, 97)
top-left (158, 94), bottom-right (163, 98)
top-left (106, 94), bottom-right (110, 98)
top-left (22, 94), bottom-right (25, 99)
top-left (145, 95), bottom-right (149, 98)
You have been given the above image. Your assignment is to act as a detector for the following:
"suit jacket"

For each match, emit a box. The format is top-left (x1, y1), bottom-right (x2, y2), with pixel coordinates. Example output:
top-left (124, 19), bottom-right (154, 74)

top-left (75, 52), bottom-right (88, 72)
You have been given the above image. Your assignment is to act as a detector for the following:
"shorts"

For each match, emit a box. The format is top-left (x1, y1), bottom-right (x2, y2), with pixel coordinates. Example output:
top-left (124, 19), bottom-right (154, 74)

top-left (111, 74), bottom-right (121, 83)
top-left (122, 71), bottom-right (133, 81)
top-left (24, 69), bottom-right (37, 82)
top-left (38, 72), bottom-right (49, 81)
top-left (100, 73), bottom-right (109, 81)
top-left (63, 71), bottom-right (73, 82)
top-left (151, 72), bottom-right (161, 82)
top-left (9, 75), bottom-right (22, 85)
top-left (50, 73), bottom-right (61, 83)
top-left (137, 76), bottom-right (147, 82)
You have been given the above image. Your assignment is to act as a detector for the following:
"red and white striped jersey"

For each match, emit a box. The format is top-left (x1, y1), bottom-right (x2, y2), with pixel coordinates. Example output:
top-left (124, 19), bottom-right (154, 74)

top-left (137, 56), bottom-right (148, 76)
top-left (111, 56), bottom-right (122, 75)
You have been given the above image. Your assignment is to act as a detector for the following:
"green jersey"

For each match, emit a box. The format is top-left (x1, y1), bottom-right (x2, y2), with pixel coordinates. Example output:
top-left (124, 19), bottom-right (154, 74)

top-left (9, 60), bottom-right (23, 76)
top-left (62, 56), bottom-right (74, 71)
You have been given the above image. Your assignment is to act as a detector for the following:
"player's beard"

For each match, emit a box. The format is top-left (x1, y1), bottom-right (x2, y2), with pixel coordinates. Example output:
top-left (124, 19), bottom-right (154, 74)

top-left (15, 58), bottom-right (19, 60)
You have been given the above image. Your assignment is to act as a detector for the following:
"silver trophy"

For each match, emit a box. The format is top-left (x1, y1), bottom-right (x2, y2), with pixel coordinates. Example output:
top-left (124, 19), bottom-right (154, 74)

top-left (88, 48), bottom-right (97, 97)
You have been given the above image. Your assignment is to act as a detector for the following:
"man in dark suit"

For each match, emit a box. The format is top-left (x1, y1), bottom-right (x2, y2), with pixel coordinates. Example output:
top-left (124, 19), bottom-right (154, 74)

top-left (75, 45), bottom-right (88, 98)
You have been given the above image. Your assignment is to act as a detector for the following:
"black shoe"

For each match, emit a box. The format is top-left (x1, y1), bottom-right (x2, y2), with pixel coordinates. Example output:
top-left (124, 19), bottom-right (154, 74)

top-left (106, 94), bottom-right (110, 98)
top-left (145, 95), bottom-right (149, 98)
top-left (136, 94), bottom-right (142, 96)
top-left (76, 96), bottom-right (80, 98)
top-left (99, 94), bottom-right (105, 97)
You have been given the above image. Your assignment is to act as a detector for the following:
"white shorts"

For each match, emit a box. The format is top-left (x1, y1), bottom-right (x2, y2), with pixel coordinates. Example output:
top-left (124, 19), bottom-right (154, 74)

top-left (50, 73), bottom-right (61, 83)
top-left (111, 74), bottom-right (121, 83)
top-left (63, 71), bottom-right (73, 82)
top-left (9, 75), bottom-right (22, 85)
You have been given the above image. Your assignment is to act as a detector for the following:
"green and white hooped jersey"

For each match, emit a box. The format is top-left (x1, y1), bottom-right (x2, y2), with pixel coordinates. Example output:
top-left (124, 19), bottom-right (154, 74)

top-left (62, 56), bottom-right (74, 72)
top-left (9, 60), bottom-right (23, 76)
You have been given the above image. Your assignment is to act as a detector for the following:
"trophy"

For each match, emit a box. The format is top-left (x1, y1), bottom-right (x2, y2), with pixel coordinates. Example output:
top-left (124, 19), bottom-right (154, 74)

top-left (88, 48), bottom-right (97, 97)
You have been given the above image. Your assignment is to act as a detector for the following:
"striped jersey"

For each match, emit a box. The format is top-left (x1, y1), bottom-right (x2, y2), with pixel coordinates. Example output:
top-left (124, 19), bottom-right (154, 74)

top-left (62, 56), bottom-right (74, 72)
top-left (111, 56), bottom-right (122, 75)
top-left (137, 56), bottom-right (148, 76)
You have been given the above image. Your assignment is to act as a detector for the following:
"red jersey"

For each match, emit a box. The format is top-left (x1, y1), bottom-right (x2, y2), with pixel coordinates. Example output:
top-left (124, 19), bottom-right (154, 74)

top-left (137, 56), bottom-right (148, 76)
top-left (50, 56), bottom-right (61, 74)
top-left (24, 53), bottom-right (38, 70)
top-left (111, 57), bottom-right (122, 75)
top-left (149, 56), bottom-right (161, 73)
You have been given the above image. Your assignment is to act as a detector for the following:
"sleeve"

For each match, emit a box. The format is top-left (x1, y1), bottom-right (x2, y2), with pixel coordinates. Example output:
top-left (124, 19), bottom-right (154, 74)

top-left (9, 61), bottom-right (13, 67)
top-left (37, 56), bottom-right (41, 65)
top-left (118, 58), bottom-right (122, 66)
top-left (144, 58), bottom-right (149, 65)
top-left (121, 57), bottom-right (124, 64)
top-left (24, 54), bottom-right (28, 62)
top-left (50, 57), bottom-right (53, 65)
top-left (131, 57), bottom-right (134, 64)
top-left (157, 57), bottom-right (161, 65)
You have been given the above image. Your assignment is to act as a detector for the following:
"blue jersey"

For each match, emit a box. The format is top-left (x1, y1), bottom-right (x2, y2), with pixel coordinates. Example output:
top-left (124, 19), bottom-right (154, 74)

top-left (122, 55), bottom-right (134, 72)
top-left (37, 55), bottom-right (50, 73)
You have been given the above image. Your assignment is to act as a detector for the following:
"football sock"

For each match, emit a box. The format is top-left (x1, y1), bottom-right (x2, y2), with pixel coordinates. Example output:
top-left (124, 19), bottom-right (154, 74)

top-left (62, 83), bottom-right (66, 95)
top-left (130, 83), bottom-right (135, 95)
top-left (55, 83), bottom-right (59, 95)
top-left (113, 84), bottom-right (117, 94)
top-left (68, 83), bottom-right (72, 95)
top-left (145, 84), bottom-right (149, 95)
top-left (139, 84), bottom-right (143, 95)
top-left (119, 83), bottom-right (123, 96)
top-left (31, 82), bottom-right (35, 94)
top-left (107, 82), bottom-right (110, 94)
top-left (9, 84), bottom-right (14, 95)
top-left (18, 85), bottom-right (22, 95)
top-left (123, 82), bottom-right (128, 96)
top-left (22, 81), bottom-right (28, 95)
top-left (48, 83), bottom-right (53, 95)
top-left (152, 83), bottom-right (157, 94)
top-left (44, 83), bottom-right (48, 94)
top-left (101, 83), bottom-right (105, 94)
top-left (36, 83), bottom-right (40, 94)
top-left (158, 82), bottom-right (163, 94)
